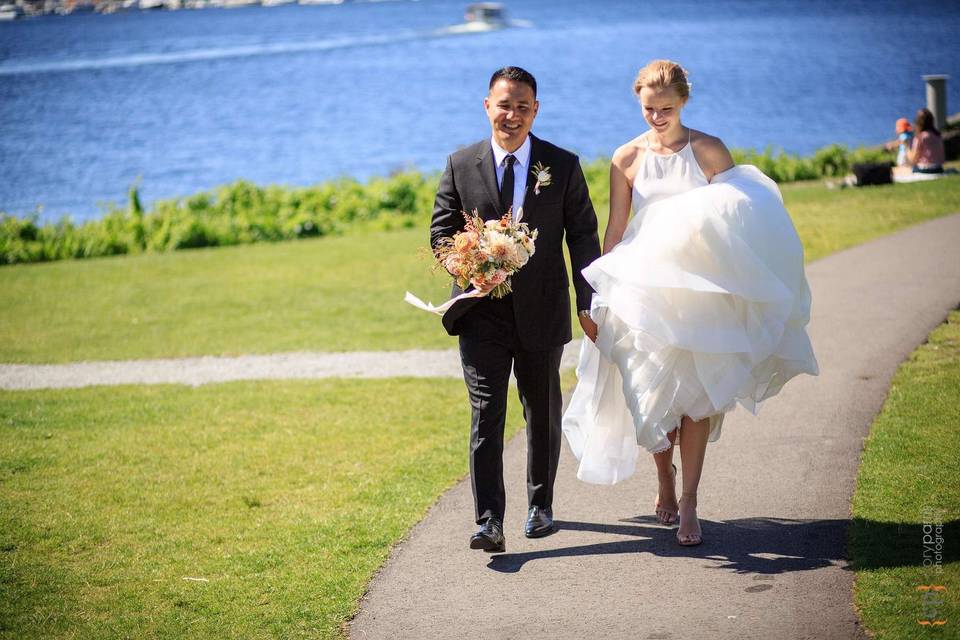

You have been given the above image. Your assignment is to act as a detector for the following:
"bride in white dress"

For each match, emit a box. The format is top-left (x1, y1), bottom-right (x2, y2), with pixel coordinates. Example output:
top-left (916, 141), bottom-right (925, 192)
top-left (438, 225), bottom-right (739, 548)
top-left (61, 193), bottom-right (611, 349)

top-left (562, 60), bottom-right (819, 545)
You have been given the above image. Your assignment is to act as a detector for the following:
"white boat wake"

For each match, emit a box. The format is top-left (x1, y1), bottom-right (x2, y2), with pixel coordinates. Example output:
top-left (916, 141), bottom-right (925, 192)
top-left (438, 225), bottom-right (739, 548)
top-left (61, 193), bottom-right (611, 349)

top-left (0, 21), bottom-right (527, 76)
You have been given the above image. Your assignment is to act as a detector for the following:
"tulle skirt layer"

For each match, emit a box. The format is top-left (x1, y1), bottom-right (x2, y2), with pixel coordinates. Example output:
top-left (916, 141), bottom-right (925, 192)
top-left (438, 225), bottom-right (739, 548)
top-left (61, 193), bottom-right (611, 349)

top-left (562, 165), bottom-right (819, 485)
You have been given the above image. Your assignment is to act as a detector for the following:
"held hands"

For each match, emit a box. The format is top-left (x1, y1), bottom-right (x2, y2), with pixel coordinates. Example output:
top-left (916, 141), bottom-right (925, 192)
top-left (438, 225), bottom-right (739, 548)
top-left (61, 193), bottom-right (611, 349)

top-left (579, 312), bottom-right (598, 343)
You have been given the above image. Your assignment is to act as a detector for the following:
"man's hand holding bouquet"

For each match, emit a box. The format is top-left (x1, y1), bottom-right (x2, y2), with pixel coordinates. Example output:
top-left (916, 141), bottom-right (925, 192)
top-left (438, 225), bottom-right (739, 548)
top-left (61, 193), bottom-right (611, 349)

top-left (405, 208), bottom-right (538, 315)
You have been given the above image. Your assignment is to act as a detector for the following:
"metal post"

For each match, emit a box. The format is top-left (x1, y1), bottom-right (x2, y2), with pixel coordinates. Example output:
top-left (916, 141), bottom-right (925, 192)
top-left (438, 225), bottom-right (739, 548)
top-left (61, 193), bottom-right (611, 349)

top-left (922, 74), bottom-right (949, 131)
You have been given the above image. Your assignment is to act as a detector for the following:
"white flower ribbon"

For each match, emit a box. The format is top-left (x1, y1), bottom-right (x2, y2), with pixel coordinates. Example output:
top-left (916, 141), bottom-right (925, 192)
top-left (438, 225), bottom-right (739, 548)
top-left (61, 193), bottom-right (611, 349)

top-left (405, 206), bottom-right (525, 315)
top-left (403, 288), bottom-right (485, 315)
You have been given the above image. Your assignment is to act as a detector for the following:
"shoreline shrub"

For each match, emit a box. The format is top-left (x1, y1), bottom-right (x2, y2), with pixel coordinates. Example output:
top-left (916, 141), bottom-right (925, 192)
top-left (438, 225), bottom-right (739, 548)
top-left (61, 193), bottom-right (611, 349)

top-left (0, 144), bottom-right (897, 265)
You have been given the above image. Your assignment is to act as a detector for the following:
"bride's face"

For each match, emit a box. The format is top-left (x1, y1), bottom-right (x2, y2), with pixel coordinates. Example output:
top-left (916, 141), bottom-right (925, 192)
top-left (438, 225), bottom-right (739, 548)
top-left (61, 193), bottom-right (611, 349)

top-left (639, 86), bottom-right (685, 135)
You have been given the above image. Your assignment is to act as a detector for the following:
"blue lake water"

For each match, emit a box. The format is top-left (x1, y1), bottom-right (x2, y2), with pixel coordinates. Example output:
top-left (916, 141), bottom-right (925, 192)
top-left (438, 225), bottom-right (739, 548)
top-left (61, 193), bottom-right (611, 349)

top-left (1, 0), bottom-right (958, 222)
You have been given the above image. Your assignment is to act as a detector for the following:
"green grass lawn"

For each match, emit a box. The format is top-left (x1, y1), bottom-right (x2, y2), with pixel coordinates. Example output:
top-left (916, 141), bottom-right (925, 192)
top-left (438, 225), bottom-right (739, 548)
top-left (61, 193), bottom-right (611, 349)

top-left (0, 378), bottom-right (524, 639)
top-left (851, 311), bottom-right (960, 638)
top-left (0, 176), bottom-right (957, 363)
top-left (0, 229), bottom-right (454, 363)
top-left (781, 176), bottom-right (960, 262)
top-left (1, 172), bottom-right (959, 640)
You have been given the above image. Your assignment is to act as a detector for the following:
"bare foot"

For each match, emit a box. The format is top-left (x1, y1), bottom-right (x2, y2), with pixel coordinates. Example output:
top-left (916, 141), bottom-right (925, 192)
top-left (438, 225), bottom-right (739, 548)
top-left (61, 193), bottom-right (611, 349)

top-left (654, 464), bottom-right (678, 525)
top-left (676, 492), bottom-right (702, 546)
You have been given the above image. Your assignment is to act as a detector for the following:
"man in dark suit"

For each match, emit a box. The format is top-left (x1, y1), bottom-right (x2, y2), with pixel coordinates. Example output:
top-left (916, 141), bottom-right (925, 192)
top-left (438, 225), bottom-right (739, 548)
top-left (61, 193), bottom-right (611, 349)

top-left (430, 66), bottom-right (601, 552)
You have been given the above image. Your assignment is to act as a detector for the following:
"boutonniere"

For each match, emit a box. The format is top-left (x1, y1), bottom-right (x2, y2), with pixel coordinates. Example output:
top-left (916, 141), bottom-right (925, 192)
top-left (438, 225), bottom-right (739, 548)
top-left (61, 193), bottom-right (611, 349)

top-left (530, 162), bottom-right (552, 195)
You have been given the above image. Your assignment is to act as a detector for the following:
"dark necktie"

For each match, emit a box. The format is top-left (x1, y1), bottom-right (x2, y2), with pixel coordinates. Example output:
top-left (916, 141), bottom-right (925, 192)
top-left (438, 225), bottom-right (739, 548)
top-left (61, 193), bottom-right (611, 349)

top-left (500, 154), bottom-right (516, 215)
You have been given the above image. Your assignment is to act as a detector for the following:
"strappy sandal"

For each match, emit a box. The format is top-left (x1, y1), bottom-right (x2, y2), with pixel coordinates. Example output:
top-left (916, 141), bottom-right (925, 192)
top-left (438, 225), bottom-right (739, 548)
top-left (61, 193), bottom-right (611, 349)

top-left (676, 493), bottom-right (702, 546)
top-left (654, 463), bottom-right (679, 525)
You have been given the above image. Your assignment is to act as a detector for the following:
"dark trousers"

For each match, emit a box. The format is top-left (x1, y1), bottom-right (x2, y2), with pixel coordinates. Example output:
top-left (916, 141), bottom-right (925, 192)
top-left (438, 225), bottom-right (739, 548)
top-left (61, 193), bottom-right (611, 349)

top-left (457, 296), bottom-right (564, 524)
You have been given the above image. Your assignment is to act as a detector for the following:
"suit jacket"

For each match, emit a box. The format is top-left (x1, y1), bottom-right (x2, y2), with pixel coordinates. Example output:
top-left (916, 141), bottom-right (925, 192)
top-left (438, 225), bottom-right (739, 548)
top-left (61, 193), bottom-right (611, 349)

top-left (430, 134), bottom-right (601, 351)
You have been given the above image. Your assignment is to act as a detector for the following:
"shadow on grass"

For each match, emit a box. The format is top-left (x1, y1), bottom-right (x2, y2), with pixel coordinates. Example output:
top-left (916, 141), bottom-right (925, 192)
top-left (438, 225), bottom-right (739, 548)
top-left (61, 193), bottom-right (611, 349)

top-left (850, 517), bottom-right (960, 571)
top-left (485, 517), bottom-right (959, 575)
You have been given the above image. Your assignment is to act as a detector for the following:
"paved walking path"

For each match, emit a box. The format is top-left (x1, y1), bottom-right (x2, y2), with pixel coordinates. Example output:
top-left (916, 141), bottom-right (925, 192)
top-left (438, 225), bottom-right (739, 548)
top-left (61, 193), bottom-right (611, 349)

top-left (348, 213), bottom-right (960, 640)
top-left (0, 346), bottom-right (583, 390)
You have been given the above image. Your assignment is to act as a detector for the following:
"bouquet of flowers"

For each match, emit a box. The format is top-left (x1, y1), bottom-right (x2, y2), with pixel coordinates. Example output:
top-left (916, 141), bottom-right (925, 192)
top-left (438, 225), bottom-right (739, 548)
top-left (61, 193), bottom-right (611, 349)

top-left (433, 209), bottom-right (537, 299)
top-left (404, 207), bottom-right (537, 315)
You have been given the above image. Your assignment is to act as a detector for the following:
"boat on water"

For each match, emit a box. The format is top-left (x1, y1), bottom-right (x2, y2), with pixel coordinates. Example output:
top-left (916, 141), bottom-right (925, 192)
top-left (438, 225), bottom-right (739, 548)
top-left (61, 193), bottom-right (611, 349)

top-left (465, 2), bottom-right (505, 25)
top-left (445, 2), bottom-right (507, 33)
top-left (0, 4), bottom-right (21, 19)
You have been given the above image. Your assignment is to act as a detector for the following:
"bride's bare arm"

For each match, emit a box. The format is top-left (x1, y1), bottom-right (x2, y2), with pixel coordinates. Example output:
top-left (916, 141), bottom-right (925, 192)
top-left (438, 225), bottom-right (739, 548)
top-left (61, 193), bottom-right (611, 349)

top-left (603, 146), bottom-right (634, 254)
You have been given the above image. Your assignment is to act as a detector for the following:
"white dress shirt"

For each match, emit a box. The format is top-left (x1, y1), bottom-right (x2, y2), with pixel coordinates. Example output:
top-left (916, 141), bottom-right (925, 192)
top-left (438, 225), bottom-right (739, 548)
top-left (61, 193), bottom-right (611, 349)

top-left (491, 135), bottom-right (530, 221)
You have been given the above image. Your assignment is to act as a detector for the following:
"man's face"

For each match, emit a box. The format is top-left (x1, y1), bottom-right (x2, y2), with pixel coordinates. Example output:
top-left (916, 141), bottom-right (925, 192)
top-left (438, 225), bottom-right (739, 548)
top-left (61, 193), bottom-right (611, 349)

top-left (484, 78), bottom-right (539, 152)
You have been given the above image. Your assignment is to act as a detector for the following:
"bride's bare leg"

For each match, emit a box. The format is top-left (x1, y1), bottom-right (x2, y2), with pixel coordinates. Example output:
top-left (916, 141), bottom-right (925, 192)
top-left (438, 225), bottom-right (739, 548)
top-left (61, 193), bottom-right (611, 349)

top-left (677, 416), bottom-right (709, 544)
top-left (653, 428), bottom-right (679, 524)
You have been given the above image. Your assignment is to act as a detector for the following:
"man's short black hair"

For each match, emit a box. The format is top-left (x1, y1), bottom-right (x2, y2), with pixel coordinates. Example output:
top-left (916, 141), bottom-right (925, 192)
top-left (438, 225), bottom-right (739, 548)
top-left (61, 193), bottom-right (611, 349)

top-left (489, 66), bottom-right (537, 98)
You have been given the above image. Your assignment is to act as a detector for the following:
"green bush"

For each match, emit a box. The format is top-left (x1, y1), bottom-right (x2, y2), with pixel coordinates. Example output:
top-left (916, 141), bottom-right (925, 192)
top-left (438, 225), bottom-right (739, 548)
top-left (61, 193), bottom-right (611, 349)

top-left (812, 144), bottom-right (849, 177)
top-left (730, 144), bottom-right (893, 183)
top-left (0, 143), bottom-right (899, 266)
top-left (0, 171), bottom-right (438, 265)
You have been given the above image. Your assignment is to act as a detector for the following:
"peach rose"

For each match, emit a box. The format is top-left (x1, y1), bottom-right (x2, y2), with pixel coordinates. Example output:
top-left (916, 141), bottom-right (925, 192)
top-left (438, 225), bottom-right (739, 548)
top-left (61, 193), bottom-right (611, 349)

top-left (444, 253), bottom-right (462, 276)
top-left (454, 230), bottom-right (479, 253)
top-left (488, 270), bottom-right (508, 286)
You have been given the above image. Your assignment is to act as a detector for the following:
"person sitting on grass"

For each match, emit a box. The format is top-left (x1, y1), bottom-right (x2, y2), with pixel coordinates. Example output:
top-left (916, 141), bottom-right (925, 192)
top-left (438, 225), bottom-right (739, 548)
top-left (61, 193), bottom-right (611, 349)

top-left (894, 117), bottom-right (913, 167)
top-left (907, 108), bottom-right (945, 174)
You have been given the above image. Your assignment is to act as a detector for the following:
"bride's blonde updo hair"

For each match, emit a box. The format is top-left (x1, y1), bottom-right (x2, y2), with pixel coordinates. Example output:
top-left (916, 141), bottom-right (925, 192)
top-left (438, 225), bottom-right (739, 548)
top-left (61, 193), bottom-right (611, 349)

top-left (633, 60), bottom-right (690, 103)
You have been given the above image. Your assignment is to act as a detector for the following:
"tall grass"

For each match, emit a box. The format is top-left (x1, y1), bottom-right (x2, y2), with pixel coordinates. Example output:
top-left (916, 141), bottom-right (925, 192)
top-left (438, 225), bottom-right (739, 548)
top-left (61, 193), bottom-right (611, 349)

top-left (730, 144), bottom-right (892, 182)
top-left (1, 144), bottom-right (896, 266)
top-left (0, 173), bottom-right (436, 265)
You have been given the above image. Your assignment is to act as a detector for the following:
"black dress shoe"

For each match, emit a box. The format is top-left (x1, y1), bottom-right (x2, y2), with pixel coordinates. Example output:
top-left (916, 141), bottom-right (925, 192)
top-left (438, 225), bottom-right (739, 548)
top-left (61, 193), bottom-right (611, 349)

top-left (470, 518), bottom-right (505, 552)
top-left (524, 506), bottom-right (556, 538)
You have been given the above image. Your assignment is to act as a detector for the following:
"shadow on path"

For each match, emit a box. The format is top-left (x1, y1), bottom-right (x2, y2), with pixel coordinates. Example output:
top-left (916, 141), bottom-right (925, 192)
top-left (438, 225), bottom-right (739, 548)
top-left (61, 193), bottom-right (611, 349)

top-left (488, 517), bottom-right (960, 575)
top-left (487, 517), bottom-right (851, 574)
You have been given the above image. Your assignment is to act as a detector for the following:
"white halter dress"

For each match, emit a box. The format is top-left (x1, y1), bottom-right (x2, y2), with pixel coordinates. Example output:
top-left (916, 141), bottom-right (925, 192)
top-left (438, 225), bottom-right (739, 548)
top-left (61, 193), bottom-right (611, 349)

top-left (562, 132), bottom-right (819, 485)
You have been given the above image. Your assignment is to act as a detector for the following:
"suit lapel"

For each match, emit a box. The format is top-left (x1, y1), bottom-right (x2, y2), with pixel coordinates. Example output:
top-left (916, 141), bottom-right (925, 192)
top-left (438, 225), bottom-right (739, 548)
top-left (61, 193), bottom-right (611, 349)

top-left (475, 143), bottom-right (503, 220)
